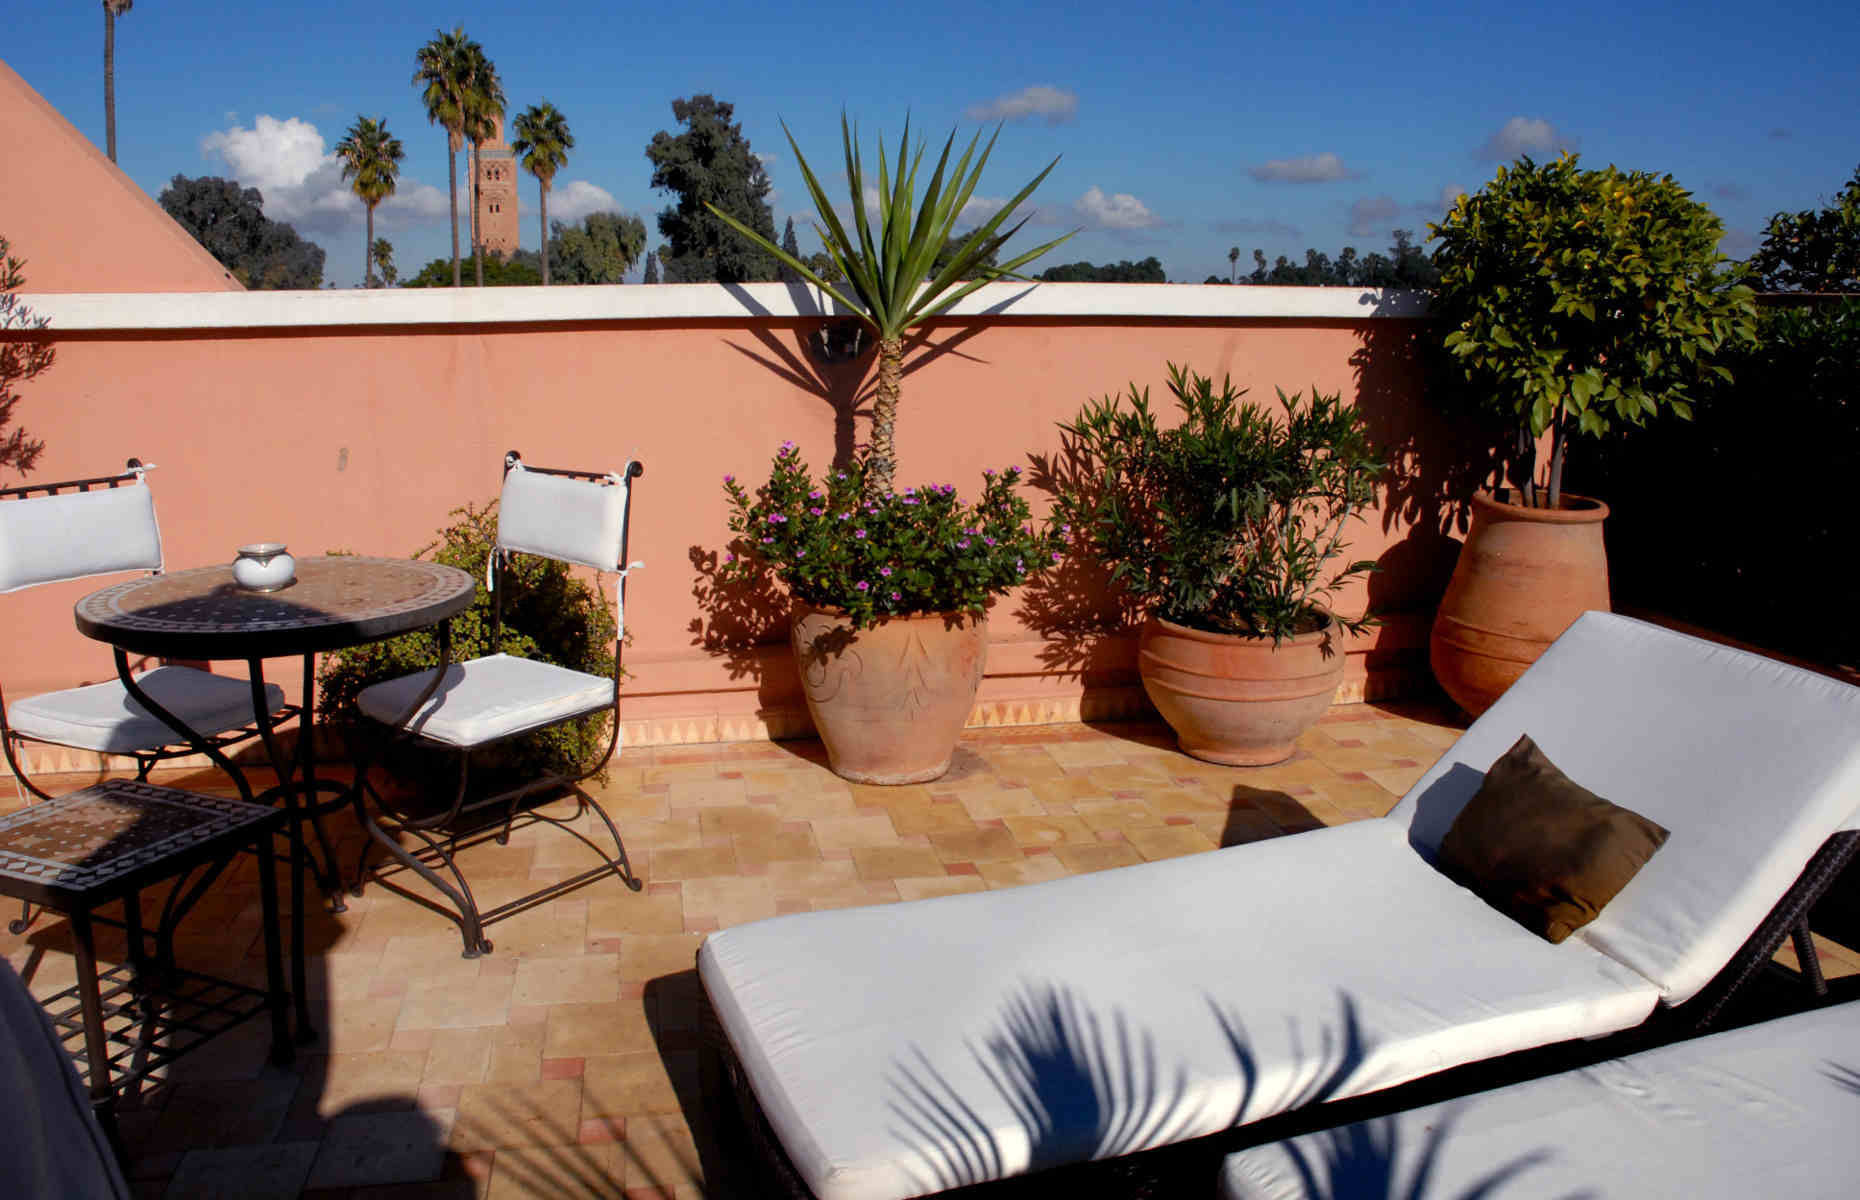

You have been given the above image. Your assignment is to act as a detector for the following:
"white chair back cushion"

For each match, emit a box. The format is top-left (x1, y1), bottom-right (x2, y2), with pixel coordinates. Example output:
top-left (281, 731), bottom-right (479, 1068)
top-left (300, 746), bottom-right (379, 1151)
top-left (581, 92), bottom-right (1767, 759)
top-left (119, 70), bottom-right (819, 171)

top-left (497, 464), bottom-right (627, 572)
top-left (0, 481), bottom-right (162, 594)
top-left (1388, 612), bottom-right (1860, 1006)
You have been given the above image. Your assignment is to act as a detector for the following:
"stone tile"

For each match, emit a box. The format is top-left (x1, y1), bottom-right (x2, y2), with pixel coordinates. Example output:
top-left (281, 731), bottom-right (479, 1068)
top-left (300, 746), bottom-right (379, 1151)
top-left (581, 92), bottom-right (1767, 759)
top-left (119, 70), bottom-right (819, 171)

top-left (542, 1000), bottom-right (659, 1059)
top-left (296, 1050), bottom-right (430, 1118)
top-left (881, 799), bottom-right (982, 836)
top-left (449, 1078), bottom-right (584, 1151)
top-left (512, 954), bottom-right (622, 1006)
top-left (929, 827), bottom-right (1025, 864)
top-left (1124, 825), bottom-right (1220, 861)
top-left (1364, 762), bottom-right (1430, 795)
top-left (647, 845), bottom-right (740, 880)
top-left (613, 818), bottom-right (703, 852)
top-left (618, 1115), bottom-right (704, 1193)
top-left (1002, 815), bottom-right (1097, 847)
top-left (698, 804), bottom-right (784, 839)
top-left (952, 787), bottom-right (1048, 820)
top-left (810, 814), bottom-right (900, 850)
top-left (893, 876), bottom-right (989, 901)
top-left (483, 1143), bottom-right (627, 1199)
top-left (146, 1075), bottom-right (297, 1150)
top-left (976, 857), bottom-right (1072, 889)
top-left (1053, 844), bottom-right (1146, 873)
top-left (307, 1109), bottom-right (457, 1189)
top-left (850, 844), bottom-right (948, 881)
top-left (678, 876), bottom-right (780, 927)
top-left (1068, 797), bottom-right (1166, 831)
top-left (732, 830), bottom-right (822, 866)
top-left (163, 1141), bottom-right (319, 1200)
top-left (398, 972), bottom-right (515, 1031)
top-left (579, 1049), bottom-right (695, 1116)
top-left (423, 1028), bottom-right (497, 1086)
top-left (617, 932), bottom-right (706, 978)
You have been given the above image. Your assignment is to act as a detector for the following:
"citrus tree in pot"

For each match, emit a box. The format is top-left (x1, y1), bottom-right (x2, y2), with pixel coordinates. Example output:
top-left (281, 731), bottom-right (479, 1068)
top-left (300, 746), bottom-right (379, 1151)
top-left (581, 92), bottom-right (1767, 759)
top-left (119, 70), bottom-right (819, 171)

top-left (1426, 153), bottom-right (1756, 716)
top-left (1051, 364), bottom-right (1383, 766)
top-left (709, 117), bottom-right (1071, 784)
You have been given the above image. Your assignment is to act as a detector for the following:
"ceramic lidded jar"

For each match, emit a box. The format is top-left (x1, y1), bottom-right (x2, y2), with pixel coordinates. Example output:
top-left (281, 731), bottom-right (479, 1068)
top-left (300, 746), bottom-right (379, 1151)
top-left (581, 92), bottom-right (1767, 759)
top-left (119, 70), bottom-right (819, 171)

top-left (233, 543), bottom-right (296, 591)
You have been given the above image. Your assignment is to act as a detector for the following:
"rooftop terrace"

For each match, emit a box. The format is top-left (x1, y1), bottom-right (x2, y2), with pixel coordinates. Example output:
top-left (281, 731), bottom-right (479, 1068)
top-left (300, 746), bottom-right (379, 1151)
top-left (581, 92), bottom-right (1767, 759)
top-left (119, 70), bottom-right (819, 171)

top-left (5, 703), bottom-right (1856, 1199)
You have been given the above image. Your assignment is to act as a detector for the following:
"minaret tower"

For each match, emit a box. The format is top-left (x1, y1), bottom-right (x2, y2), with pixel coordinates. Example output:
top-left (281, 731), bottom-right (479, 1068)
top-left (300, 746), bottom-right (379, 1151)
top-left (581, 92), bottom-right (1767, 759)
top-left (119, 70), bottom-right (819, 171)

top-left (475, 114), bottom-right (520, 255)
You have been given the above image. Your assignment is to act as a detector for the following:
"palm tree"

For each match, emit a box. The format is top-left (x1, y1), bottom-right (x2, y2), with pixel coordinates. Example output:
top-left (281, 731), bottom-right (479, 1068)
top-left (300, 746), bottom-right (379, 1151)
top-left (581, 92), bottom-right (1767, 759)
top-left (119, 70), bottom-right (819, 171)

top-left (102, 1), bottom-right (133, 164)
top-left (511, 103), bottom-right (574, 286)
top-left (412, 26), bottom-right (474, 287)
top-left (335, 116), bottom-right (404, 288)
top-left (459, 44), bottom-right (506, 288)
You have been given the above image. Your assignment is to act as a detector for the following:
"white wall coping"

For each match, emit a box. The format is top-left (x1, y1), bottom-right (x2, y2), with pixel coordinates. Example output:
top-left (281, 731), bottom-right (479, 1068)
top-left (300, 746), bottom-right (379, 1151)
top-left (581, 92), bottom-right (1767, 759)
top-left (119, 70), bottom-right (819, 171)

top-left (16, 281), bottom-right (1429, 332)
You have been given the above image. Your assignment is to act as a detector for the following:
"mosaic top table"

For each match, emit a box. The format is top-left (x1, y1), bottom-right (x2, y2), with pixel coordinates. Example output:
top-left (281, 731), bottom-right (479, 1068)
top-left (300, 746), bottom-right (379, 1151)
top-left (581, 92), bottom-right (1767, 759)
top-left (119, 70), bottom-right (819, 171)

top-left (0, 779), bottom-right (289, 1147)
top-left (73, 556), bottom-right (476, 1040)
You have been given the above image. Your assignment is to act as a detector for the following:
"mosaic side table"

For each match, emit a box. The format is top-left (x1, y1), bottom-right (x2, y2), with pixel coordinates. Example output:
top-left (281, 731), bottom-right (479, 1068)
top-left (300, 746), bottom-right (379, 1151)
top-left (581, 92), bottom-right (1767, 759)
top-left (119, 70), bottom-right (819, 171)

top-left (0, 779), bottom-right (289, 1146)
top-left (74, 556), bottom-right (475, 1042)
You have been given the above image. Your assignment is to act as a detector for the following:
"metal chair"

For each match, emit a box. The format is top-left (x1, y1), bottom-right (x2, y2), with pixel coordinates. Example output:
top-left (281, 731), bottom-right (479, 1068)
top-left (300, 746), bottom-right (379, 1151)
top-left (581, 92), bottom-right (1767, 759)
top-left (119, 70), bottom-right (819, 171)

top-left (0, 459), bottom-right (291, 933)
top-left (353, 450), bottom-right (645, 957)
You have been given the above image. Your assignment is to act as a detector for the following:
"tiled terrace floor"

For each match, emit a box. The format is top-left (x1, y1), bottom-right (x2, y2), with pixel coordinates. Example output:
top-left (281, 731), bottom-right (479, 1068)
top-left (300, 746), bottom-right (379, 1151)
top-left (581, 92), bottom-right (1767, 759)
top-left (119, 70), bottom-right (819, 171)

top-left (5, 702), bottom-right (1856, 1198)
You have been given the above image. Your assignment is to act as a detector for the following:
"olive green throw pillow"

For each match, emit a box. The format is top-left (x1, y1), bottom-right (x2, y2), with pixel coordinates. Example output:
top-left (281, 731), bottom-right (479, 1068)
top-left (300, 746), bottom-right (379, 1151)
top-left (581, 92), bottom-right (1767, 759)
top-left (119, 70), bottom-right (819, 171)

top-left (1438, 734), bottom-right (1670, 944)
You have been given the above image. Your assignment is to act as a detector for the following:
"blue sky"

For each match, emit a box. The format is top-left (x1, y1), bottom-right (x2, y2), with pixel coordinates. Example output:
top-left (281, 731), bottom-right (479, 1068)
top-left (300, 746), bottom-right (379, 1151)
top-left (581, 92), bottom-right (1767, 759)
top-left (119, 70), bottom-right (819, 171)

top-left (8, 1), bottom-right (1857, 288)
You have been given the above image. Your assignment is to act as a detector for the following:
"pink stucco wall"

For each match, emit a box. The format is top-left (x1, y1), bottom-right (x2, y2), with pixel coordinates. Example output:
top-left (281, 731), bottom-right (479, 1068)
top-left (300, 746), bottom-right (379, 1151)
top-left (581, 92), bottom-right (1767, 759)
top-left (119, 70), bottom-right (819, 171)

top-left (2, 302), bottom-right (1470, 747)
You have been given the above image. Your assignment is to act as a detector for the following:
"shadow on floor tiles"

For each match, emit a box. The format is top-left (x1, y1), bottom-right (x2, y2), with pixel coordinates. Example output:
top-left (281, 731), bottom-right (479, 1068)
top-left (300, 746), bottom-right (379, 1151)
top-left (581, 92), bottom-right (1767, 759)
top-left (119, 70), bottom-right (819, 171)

top-left (1223, 787), bottom-right (1318, 846)
top-left (649, 968), bottom-right (751, 1199)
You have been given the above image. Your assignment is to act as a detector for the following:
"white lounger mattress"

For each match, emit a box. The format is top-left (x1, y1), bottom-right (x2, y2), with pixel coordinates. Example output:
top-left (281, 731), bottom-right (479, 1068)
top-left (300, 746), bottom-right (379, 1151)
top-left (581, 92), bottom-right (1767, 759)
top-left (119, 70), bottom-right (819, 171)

top-left (1220, 999), bottom-right (1860, 1199)
top-left (699, 818), bottom-right (1661, 1200)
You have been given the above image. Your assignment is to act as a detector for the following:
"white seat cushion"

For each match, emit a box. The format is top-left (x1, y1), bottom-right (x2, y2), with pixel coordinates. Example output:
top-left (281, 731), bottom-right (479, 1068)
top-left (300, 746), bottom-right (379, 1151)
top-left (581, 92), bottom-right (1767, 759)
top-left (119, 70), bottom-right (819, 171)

top-left (355, 652), bottom-right (614, 748)
top-left (1388, 612), bottom-right (1860, 1005)
top-left (1219, 999), bottom-right (1860, 1200)
top-left (699, 819), bottom-right (1660, 1200)
top-left (7, 665), bottom-right (286, 754)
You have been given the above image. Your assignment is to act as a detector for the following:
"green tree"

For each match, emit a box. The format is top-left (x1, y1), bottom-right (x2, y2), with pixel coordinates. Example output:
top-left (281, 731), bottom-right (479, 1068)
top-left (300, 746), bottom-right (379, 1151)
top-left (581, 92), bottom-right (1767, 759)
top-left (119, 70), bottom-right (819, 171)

top-left (1, 236), bottom-right (53, 478)
top-left (159, 175), bottom-right (324, 289)
top-left (412, 26), bottom-right (475, 287)
top-left (642, 251), bottom-right (659, 284)
top-left (1037, 257), bottom-right (1165, 283)
top-left (459, 42), bottom-right (506, 287)
top-left (102, 1), bottom-right (133, 164)
top-left (1749, 165), bottom-right (1860, 293)
top-left (646, 95), bottom-right (779, 283)
top-left (546, 212), bottom-right (646, 284)
top-left (334, 115), bottom-right (403, 288)
top-left (371, 238), bottom-right (397, 287)
top-left (779, 217), bottom-right (802, 284)
top-left (510, 103), bottom-right (574, 286)
top-left (1227, 245), bottom-right (1239, 283)
top-left (402, 253), bottom-right (540, 287)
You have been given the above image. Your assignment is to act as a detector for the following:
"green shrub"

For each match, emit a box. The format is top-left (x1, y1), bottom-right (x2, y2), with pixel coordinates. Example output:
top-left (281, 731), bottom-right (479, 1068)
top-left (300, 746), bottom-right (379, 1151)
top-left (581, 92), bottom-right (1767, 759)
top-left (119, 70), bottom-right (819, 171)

top-left (1430, 153), bottom-right (1756, 506)
top-left (318, 500), bottom-right (619, 781)
top-left (1050, 364), bottom-right (1383, 643)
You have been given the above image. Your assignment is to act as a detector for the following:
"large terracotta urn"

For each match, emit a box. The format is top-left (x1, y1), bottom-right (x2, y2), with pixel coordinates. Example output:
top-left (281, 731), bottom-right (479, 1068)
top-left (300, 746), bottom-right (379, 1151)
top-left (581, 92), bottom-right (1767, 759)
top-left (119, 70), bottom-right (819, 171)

top-left (1430, 489), bottom-right (1610, 718)
top-left (791, 602), bottom-right (987, 784)
top-left (1137, 615), bottom-right (1346, 766)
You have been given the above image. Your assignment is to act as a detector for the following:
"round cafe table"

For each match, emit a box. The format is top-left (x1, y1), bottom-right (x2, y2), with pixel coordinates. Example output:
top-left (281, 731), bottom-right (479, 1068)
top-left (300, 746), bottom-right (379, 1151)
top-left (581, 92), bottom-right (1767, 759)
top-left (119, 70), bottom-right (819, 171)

top-left (74, 555), bottom-right (475, 1040)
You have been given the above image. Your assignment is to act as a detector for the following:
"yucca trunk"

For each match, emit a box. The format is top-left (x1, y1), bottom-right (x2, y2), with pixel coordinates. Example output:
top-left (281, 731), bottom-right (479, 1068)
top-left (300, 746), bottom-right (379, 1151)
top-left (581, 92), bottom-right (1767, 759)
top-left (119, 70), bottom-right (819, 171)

top-left (103, 8), bottom-right (119, 163)
top-left (471, 140), bottom-right (484, 287)
top-left (364, 203), bottom-right (375, 287)
top-left (865, 334), bottom-right (904, 499)
top-left (447, 138), bottom-right (460, 287)
top-left (539, 182), bottom-right (550, 286)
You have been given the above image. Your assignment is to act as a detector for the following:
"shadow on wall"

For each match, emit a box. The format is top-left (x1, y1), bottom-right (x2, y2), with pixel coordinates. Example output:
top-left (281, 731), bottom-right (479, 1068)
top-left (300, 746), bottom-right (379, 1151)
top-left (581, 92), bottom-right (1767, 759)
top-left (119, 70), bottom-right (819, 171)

top-left (1347, 318), bottom-right (1518, 625)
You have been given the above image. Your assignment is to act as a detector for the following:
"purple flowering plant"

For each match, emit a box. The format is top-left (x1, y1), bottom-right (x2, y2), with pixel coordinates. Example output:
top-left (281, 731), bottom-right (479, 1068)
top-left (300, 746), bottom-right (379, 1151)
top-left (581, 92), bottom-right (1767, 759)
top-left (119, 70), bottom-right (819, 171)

top-left (721, 444), bottom-right (1061, 629)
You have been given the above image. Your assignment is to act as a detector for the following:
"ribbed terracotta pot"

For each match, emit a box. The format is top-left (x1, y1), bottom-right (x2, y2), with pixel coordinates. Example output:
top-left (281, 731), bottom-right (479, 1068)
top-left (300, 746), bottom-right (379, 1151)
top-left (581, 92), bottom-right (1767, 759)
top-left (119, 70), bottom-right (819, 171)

top-left (791, 602), bottom-right (987, 785)
top-left (1137, 615), bottom-right (1346, 766)
top-left (1430, 489), bottom-right (1611, 718)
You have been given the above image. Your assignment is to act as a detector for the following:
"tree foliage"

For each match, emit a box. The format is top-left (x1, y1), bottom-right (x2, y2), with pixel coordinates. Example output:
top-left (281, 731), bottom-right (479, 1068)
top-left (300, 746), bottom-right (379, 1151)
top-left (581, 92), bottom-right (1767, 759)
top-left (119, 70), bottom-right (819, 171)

top-left (1748, 164), bottom-right (1860, 293)
top-left (546, 212), bottom-right (647, 284)
top-left (1, 236), bottom-right (53, 478)
top-left (401, 252), bottom-right (540, 287)
top-left (370, 238), bottom-right (397, 287)
top-left (646, 95), bottom-right (779, 283)
top-left (1429, 153), bottom-right (1755, 506)
top-left (511, 102), bottom-right (574, 285)
top-left (335, 115), bottom-right (403, 288)
top-left (159, 175), bottom-right (325, 289)
top-left (412, 25), bottom-right (477, 287)
top-left (1038, 257), bottom-right (1165, 283)
top-left (1212, 232), bottom-right (1437, 287)
top-left (642, 251), bottom-right (659, 284)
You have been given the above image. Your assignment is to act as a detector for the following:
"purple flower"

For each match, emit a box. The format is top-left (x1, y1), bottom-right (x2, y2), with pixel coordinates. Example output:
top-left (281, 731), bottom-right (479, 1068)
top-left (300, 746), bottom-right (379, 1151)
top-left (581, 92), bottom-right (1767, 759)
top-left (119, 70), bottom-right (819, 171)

top-left (902, 497), bottom-right (918, 505)
top-left (796, 548), bottom-right (807, 558)
top-left (838, 512), bottom-right (851, 522)
top-left (723, 473), bottom-right (735, 484)
top-left (854, 529), bottom-right (866, 539)
top-left (983, 468), bottom-right (996, 477)
top-left (761, 537), bottom-right (774, 544)
top-left (984, 536), bottom-right (997, 547)
top-left (856, 580), bottom-right (870, 591)
top-left (1016, 558), bottom-right (1026, 573)
top-left (781, 440), bottom-right (797, 453)
top-left (957, 539), bottom-right (970, 549)
top-left (1005, 465), bottom-right (1021, 477)
top-left (809, 490), bottom-right (823, 500)
top-left (836, 471), bottom-right (847, 480)
top-left (724, 552), bottom-right (736, 564)
top-left (890, 590), bottom-right (900, 600)
top-left (879, 566), bottom-right (892, 577)
top-left (767, 513), bottom-right (787, 524)
top-left (809, 506), bottom-right (824, 516)
top-left (1050, 551), bottom-right (1062, 563)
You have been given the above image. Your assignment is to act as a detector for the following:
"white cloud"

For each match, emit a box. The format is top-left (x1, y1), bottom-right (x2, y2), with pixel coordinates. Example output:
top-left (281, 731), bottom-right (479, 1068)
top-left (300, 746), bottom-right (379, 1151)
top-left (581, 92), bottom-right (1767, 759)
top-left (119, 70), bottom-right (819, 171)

top-left (1348, 195), bottom-right (1401, 238)
top-left (1477, 116), bottom-right (1576, 161)
top-left (201, 114), bottom-right (448, 237)
top-left (1074, 186), bottom-right (1158, 231)
top-left (1441, 183), bottom-right (1466, 210)
top-left (1214, 217), bottom-right (1301, 238)
top-left (548, 180), bottom-right (619, 225)
top-left (1247, 152), bottom-right (1357, 184)
top-left (964, 85), bottom-right (1079, 125)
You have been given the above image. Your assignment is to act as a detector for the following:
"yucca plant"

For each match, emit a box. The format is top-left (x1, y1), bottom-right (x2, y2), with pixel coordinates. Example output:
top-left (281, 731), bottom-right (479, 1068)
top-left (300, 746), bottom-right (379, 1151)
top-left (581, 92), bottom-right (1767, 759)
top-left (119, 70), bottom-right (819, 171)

top-left (707, 115), bottom-right (1072, 498)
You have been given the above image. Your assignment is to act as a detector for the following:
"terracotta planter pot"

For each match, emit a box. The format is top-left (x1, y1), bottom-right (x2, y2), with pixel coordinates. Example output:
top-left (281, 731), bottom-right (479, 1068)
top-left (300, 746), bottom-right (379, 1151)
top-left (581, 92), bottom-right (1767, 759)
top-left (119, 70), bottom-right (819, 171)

top-left (1137, 615), bottom-right (1346, 767)
top-left (1430, 489), bottom-right (1611, 718)
top-left (791, 603), bottom-right (987, 785)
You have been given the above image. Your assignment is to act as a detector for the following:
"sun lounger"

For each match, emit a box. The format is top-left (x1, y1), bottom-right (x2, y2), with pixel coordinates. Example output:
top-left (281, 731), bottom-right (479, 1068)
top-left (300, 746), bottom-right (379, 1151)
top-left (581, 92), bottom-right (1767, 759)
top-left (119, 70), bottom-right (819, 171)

top-left (1219, 999), bottom-right (1860, 1199)
top-left (697, 613), bottom-right (1860, 1199)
